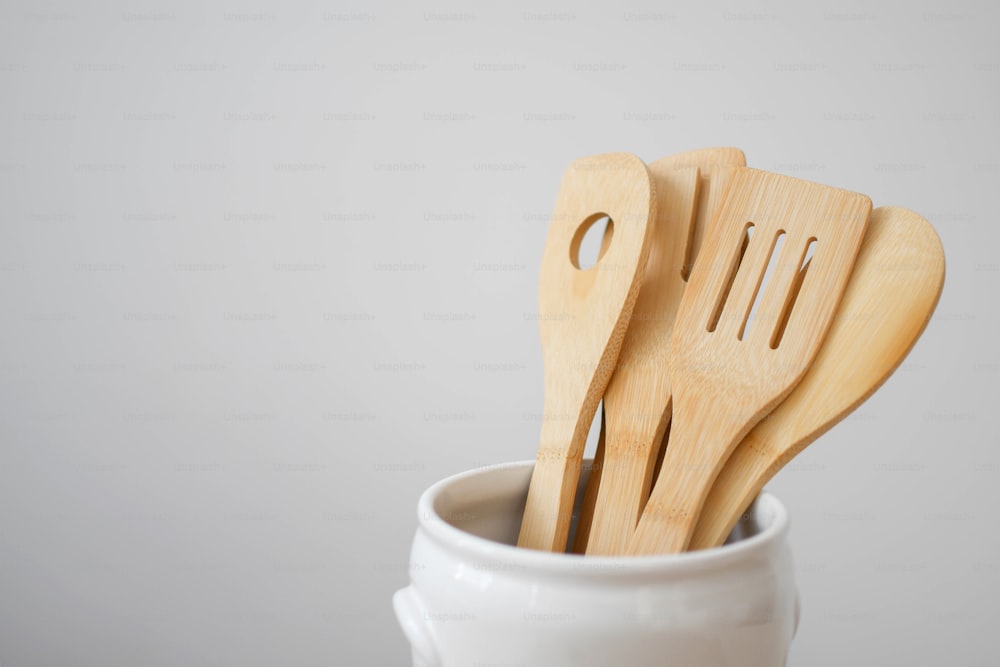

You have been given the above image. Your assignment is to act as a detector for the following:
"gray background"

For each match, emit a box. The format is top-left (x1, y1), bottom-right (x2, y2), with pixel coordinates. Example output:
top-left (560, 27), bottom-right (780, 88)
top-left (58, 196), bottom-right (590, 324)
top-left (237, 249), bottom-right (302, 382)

top-left (0, 0), bottom-right (996, 665)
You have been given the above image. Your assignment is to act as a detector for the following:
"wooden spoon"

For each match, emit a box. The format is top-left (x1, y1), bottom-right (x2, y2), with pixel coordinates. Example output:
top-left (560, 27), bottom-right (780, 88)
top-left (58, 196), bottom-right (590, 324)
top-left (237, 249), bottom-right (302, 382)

top-left (572, 148), bottom-right (746, 555)
top-left (629, 169), bottom-right (871, 555)
top-left (517, 153), bottom-right (656, 552)
top-left (688, 206), bottom-right (945, 549)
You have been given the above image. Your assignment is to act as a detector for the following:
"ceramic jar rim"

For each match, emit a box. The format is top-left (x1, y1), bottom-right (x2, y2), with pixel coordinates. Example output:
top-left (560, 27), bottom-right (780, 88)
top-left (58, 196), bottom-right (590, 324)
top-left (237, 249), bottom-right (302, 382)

top-left (416, 460), bottom-right (791, 581)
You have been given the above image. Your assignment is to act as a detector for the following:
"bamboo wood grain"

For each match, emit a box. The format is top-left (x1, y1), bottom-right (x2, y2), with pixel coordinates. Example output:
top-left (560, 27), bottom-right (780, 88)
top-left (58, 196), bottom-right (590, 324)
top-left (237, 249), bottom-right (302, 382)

top-left (686, 164), bottom-right (744, 280)
top-left (570, 405), bottom-right (605, 554)
top-left (572, 148), bottom-right (746, 555)
top-left (629, 168), bottom-right (872, 555)
top-left (688, 206), bottom-right (945, 549)
top-left (571, 149), bottom-right (745, 554)
top-left (653, 147), bottom-right (746, 169)
top-left (581, 165), bottom-right (699, 556)
top-left (652, 147), bottom-right (746, 278)
top-left (517, 153), bottom-right (656, 552)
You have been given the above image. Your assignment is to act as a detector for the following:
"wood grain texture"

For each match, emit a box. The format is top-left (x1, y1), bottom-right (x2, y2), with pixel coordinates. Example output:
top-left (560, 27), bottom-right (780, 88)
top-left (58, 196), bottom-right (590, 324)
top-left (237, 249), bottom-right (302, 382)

top-left (628, 168), bottom-right (872, 555)
top-left (570, 405), bottom-right (605, 554)
top-left (582, 166), bottom-right (699, 556)
top-left (688, 206), bottom-right (945, 549)
top-left (640, 149), bottom-right (747, 279)
top-left (517, 153), bottom-right (656, 552)
top-left (686, 165), bottom-right (743, 280)
top-left (653, 147), bottom-right (746, 169)
top-left (572, 148), bottom-right (746, 555)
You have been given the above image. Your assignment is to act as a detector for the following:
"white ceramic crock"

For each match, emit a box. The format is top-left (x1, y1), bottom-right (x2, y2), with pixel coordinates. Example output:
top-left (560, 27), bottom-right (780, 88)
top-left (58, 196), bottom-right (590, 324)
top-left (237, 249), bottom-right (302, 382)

top-left (394, 460), bottom-right (799, 667)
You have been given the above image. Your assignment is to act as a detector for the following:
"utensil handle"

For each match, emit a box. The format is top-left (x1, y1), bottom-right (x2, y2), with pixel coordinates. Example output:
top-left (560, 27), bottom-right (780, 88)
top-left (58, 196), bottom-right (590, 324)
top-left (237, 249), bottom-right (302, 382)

top-left (518, 453), bottom-right (583, 552)
top-left (688, 429), bottom-right (776, 549)
top-left (518, 373), bottom-right (603, 552)
top-left (585, 422), bottom-right (664, 555)
top-left (571, 408), bottom-right (606, 553)
top-left (628, 399), bottom-right (743, 555)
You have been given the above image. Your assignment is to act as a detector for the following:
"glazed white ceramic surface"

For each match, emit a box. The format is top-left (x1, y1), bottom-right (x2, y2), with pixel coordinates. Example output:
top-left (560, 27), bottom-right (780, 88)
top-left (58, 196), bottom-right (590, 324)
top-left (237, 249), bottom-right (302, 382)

top-left (394, 460), bottom-right (799, 667)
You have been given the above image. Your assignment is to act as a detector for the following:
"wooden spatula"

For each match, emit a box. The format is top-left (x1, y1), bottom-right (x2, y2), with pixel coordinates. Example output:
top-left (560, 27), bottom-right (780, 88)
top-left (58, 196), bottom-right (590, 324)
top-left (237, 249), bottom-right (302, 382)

top-left (629, 168), bottom-right (871, 555)
top-left (580, 164), bottom-right (700, 556)
top-left (649, 148), bottom-right (747, 279)
top-left (655, 147), bottom-right (746, 168)
top-left (517, 153), bottom-right (656, 552)
top-left (572, 148), bottom-right (746, 555)
top-left (688, 206), bottom-right (945, 549)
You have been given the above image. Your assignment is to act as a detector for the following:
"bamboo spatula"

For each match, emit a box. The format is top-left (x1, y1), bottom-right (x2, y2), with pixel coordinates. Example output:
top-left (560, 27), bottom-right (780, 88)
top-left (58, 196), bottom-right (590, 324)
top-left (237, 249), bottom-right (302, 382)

top-left (629, 168), bottom-right (871, 555)
top-left (572, 148), bottom-right (746, 555)
top-left (517, 153), bottom-right (656, 552)
top-left (688, 206), bottom-right (945, 549)
top-left (580, 164), bottom-right (700, 556)
top-left (655, 147), bottom-right (746, 168)
top-left (655, 147), bottom-right (747, 279)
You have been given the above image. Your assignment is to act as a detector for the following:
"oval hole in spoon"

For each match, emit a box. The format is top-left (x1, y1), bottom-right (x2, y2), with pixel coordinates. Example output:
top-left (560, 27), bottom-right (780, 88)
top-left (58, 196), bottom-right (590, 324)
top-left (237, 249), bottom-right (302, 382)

top-left (571, 214), bottom-right (613, 270)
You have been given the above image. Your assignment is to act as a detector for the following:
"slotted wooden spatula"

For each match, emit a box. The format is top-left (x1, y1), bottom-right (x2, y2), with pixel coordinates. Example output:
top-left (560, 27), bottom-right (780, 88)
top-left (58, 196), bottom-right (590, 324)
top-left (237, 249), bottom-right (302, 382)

top-left (629, 168), bottom-right (872, 555)
top-left (517, 153), bottom-right (656, 552)
top-left (688, 206), bottom-right (945, 549)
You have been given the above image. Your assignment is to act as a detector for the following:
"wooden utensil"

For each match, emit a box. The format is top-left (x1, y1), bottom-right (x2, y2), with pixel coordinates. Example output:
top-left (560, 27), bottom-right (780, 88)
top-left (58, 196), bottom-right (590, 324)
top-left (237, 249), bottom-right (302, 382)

top-left (651, 148), bottom-right (747, 278)
top-left (688, 206), bottom-right (945, 549)
top-left (517, 153), bottom-right (656, 552)
top-left (580, 165), bottom-right (700, 556)
top-left (654, 147), bottom-right (746, 169)
top-left (573, 148), bottom-right (746, 555)
top-left (629, 168), bottom-right (871, 555)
